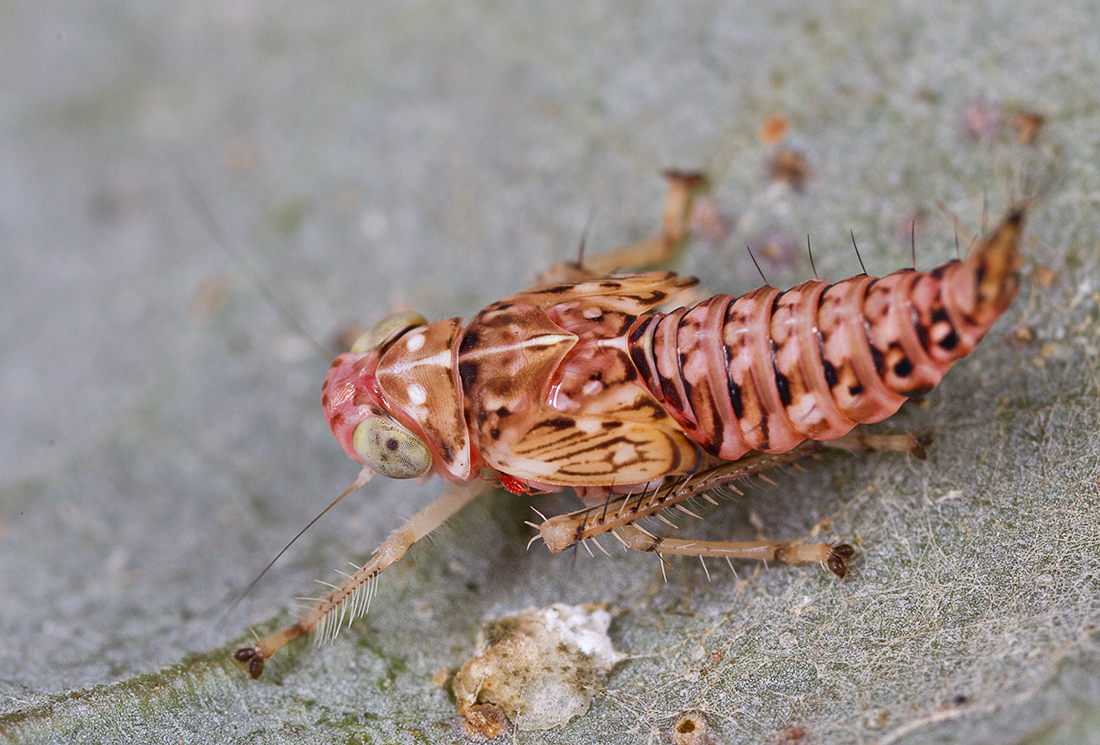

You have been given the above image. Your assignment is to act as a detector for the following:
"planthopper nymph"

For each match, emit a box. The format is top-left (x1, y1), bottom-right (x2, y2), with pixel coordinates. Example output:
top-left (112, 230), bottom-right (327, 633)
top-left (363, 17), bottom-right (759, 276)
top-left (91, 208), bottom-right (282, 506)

top-left (236, 172), bottom-right (1027, 679)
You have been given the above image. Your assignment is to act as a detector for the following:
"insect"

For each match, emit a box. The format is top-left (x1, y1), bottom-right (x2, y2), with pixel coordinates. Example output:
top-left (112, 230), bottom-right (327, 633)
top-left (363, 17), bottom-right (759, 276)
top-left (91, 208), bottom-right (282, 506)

top-left (235, 173), bottom-right (1026, 679)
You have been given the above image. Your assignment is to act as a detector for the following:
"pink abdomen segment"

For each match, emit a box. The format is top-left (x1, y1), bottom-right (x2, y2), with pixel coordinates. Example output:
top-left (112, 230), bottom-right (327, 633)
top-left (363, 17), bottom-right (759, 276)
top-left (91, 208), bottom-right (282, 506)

top-left (627, 212), bottom-right (1024, 459)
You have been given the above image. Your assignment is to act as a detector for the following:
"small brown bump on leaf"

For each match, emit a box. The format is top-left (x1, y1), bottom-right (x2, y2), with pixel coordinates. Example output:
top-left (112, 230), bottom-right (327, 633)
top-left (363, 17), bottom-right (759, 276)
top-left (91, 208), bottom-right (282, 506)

top-left (774, 725), bottom-right (809, 743)
top-left (1013, 111), bottom-right (1045, 144)
top-left (688, 196), bottom-right (730, 242)
top-left (459, 703), bottom-right (511, 741)
top-left (769, 149), bottom-right (813, 190)
top-left (1033, 265), bottom-right (1058, 288)
top-left (960, 97), bottom-right (1002, 142)
top-left (189, 275), bottom-right (230, 320)
top-left (671, 711), bottom-right (716, 745)
top-left (759, 114), bottom-right (789, 144)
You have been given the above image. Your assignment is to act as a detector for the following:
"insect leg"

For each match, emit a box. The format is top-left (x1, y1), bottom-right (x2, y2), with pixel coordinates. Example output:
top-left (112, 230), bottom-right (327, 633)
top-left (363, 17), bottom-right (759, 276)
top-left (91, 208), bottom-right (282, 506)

top-left (235, 481), bottom-right (485, 679)
top-left (537, 430), bottom-right (929, 577)
top-left (533, 171), bottom-right (709, 286)
top-left (610, 523), bottom-right (856, 578)
top-left (537, 442), bottom-right (856, 577)
top-left (538, 443), bottom-right (822, 554)
top-left (821, 431), bottom-right (932, 459)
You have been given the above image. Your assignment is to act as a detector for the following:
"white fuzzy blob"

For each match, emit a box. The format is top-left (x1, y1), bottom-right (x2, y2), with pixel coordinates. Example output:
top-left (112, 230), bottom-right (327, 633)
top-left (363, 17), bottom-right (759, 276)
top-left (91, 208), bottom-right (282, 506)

top-left (453, 604), bottom-right (624, 730)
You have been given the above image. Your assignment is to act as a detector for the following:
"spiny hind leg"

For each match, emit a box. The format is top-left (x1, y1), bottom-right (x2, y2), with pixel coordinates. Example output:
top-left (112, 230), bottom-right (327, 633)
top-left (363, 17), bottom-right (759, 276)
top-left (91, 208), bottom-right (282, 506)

top-left (611, 433), bottom-right (928, 578)
top-left (235, 481), bottom-right (485, 679)
top-left (537, 430), bottom-right (929, 579)
top-left (533, 170), bottom-right (711, 287)
top-left (611, 523), bottom-right (857, 578)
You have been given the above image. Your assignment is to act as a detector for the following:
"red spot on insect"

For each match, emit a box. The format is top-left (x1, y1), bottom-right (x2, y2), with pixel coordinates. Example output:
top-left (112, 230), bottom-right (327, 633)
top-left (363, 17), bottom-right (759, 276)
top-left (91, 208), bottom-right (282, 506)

top-left (495, 473), bottom-right (530, 494)
top-left (478, 470), bottom-right (551, 495)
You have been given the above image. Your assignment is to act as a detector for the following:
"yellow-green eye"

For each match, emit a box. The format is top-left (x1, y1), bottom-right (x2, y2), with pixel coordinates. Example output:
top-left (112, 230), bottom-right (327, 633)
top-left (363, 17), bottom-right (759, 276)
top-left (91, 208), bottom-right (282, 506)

top-left (350, 312), bottom-right (428, 353)
top-left (352, 417), bottom-right (432, 479)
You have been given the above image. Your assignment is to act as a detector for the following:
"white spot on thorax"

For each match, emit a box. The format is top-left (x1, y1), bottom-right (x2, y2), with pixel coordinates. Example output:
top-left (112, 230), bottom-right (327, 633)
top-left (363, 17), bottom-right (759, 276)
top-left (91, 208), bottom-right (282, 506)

top-left (576, 419), bottom-right (600, 435)
top-left (408, 383), bottom-right (427, 405)
top-left (405, 332), bottom-right (425, 352)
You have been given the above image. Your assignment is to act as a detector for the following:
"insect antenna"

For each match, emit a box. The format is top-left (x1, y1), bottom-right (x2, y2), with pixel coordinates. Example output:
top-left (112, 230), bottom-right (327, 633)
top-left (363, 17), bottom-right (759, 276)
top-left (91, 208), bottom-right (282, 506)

top-left (218, 472), bottom-right (369, 629)
top-left (745, 246), bottom-right (771, 286)
top-left (180, 169), bottom-right (334, 362)
top-left (982, 188), bottom-right (990, 235)
top-left (806, 235), bottom-right (819, 280)
top-left (911, 220), bottom-right (918, 270)
top-left (849, 229), bottom-right (868, 275)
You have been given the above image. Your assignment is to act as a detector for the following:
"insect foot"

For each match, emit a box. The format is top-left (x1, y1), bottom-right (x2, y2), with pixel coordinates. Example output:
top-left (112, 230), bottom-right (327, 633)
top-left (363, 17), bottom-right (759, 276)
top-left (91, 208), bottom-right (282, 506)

top-left (234, 624), bottom-right (307, 679)
top-left (234, 482), bottom-right (484, 679)
top-left (826, 543), bottom-right (856, 578)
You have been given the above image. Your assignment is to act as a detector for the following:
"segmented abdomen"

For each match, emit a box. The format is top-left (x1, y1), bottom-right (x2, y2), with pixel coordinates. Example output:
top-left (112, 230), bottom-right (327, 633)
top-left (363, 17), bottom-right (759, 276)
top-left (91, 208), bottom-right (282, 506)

top-left (627, 212), bottom-right (1024, 459)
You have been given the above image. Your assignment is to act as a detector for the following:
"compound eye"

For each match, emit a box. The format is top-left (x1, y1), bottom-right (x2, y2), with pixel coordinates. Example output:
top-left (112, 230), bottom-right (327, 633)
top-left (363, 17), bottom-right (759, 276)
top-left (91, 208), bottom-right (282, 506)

top-left (350, 312), bottom-right (428, 354)
top-left (352, 417), bottom-right (432, 479)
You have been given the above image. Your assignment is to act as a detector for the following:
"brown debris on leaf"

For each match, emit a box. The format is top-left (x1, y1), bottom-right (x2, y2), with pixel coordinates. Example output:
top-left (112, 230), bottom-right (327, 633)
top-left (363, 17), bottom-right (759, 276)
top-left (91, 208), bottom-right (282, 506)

top-left (769, 149), bottom-right (813, 190)
top-left (759, 114), bottom-right (789, 145)
top-left (671, 711), bottom-right (717, 745)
